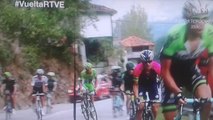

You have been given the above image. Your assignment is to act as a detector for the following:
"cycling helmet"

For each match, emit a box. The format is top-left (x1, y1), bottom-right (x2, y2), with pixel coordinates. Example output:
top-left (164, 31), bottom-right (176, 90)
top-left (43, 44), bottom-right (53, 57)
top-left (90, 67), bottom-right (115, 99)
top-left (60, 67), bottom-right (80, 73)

top-left (47, 72), bottom-right (55, 77)
top-left (183, 0), bottom-right (209, 19)
top-left (36, 69), bottom-right (44, 75)
top-left (126, 62), bottom-right (135, 71)
top-left (4, 72), bottom-right (12, 78)
top-left (140, 50), bottom-right (154, 62)
top-left (84, 62), bottom-right (93, 70)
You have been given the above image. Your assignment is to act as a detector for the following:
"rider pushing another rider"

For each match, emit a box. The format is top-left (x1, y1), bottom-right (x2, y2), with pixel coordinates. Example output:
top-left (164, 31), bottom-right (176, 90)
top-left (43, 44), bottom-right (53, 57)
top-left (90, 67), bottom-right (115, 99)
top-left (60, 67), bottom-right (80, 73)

top-left (160, 0), bottom-right (213, 120)
top-left (31, 69), bottom-right (48, 115)
top-left (0, 72), bottom-right (17, 113)
top-left (133, 50), bottom-right (161, 120)
top-left (79, 62), bottom-right (97, 102)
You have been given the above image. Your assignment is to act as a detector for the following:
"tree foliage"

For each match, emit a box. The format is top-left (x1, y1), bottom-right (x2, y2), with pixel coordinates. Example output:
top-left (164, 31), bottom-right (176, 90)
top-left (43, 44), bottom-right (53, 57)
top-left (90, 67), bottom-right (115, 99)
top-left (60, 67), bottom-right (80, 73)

top-left (84, 37), bottom-right (113, 63)
top-left (115, 6), bottom-right (152, 40)
top-left (0, 0), bottom-right (90, 69)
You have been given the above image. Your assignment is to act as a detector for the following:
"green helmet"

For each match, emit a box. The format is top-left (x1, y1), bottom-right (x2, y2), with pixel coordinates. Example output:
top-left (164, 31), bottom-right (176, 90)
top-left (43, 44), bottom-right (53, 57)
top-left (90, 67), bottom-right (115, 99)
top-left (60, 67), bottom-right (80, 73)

top-left (84, 62), bottom-right (93, 70)
top-left (4, 72), bottom-right (12, 78)
top-left (126, 62), bottom-right (135, 71)
top-left (183, 0), bottom-right (209, 19)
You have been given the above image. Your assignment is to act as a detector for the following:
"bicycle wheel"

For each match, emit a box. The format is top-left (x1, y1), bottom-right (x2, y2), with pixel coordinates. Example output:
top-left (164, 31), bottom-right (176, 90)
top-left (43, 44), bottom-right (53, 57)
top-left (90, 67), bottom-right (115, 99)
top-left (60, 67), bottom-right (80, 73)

top-left (88, 101), bottom-right (98, 120)
top-left (81, 99), bottom-right (89, 120)
top-left (142, 111), bottom-right (154, 120)
top-left (129, 101), bottom-right (136, 120)
top-left (36, 101), bottom-right (42, 120)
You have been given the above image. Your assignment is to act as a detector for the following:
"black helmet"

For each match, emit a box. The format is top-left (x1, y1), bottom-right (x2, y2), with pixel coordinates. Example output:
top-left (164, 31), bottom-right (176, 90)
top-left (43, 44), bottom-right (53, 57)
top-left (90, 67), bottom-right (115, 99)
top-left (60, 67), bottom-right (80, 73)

top-left (126, 62), bottom-right (135, 71)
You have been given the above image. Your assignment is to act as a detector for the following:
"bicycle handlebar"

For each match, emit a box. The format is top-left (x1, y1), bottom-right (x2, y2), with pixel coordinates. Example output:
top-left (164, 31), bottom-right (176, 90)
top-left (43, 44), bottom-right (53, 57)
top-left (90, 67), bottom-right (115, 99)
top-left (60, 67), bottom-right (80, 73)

top-left (186, 98), bottom-right (213, 104)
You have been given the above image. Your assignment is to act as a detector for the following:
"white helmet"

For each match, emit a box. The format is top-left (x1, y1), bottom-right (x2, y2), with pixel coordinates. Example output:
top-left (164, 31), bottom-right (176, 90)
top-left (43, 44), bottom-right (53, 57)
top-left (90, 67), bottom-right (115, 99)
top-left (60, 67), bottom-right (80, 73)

top-left (36, 69), bottom-right (44, 75)
top-left (140, 50), bottom-right (154, 62)
top-left (47, 72), bottom-right (55, 77)
top-left (183, 0), bottom-right (209, 19)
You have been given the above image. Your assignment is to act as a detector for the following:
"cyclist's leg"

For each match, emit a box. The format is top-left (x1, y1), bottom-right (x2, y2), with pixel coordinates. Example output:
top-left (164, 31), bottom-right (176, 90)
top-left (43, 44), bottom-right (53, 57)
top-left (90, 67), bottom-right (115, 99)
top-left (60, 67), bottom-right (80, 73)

top-left (125, 90), bottom-right (131, 114)
top-left (85, 83), bottom-right (95, 102)
top-left (39, 91), bottom-right (46, 108)
top-left (162, 88), bottom-right (177, 120)
top-left (136, 88), bottom-right (145, 120)
top-left (11, 93), bottom-right (16, 109)
top-left (31, 90), bottom-right (36, 105)
top-left (149, 83), bottom-right (160, 118)
top-left (191, 70), bottom-right (212, 120)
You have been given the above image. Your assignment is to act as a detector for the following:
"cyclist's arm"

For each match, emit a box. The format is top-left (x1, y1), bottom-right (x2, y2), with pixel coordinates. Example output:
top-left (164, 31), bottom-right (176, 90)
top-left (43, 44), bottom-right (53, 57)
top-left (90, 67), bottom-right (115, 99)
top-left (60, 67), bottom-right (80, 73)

top-left (53, 81), bottom-right (57, 92)
top-left (119, 73), bottom-right (125, 91)
top-left (208, 56), bottom-right (213, 85)
top-left (0, 81), bottom-right (4, 94)
top-left (13, 80), bottom-right (17, 95)
top-left (31, 77), bottom-right (36, 93)
top-left (43, 76), bottom-right (48, 93)
top-left (161, 58), bottom-right (181, 94)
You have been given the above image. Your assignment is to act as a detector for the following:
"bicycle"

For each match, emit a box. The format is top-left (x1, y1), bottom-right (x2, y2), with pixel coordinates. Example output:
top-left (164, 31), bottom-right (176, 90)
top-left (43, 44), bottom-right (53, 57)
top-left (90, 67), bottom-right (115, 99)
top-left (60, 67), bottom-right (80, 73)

top-left (137, 92), bottom-right (160, 120)
top-left (4, 90), bottom-right (13, 120)
top-left (46, 91), bottom-right (53, 114)
top-left (124, 91), bottom-right (136, 120)
top-left (174, 98), bottom-right (213, 120)
top-left (81, 88), bottom-right (98, 120)
top-left (32, 92), bottom-right (45, 120)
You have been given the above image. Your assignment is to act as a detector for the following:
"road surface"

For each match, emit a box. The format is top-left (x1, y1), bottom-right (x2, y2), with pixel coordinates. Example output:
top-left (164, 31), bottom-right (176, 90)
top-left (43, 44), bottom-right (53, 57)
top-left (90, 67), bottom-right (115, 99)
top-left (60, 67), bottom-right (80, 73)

top-left (0, 98), bottom-right (129, 120)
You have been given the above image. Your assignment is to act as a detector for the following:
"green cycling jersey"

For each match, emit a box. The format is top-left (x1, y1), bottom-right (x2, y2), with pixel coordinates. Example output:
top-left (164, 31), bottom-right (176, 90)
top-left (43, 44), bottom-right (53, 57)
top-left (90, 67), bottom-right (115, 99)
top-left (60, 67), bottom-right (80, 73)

top-left (161, 23), bottom-right (213, 60)
top-left (80, 69), bottom-right (97, 92)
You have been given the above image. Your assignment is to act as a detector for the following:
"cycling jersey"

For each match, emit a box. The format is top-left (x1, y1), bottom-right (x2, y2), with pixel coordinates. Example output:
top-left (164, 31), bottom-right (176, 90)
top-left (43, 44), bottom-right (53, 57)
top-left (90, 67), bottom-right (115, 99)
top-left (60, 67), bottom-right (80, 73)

top-left (122, 71), bottom-right (134, 91)
top-left (161, 23), bottom-right (213, 113)
top-left (1, 79), bottom-right (16, 93)
top-left (134, 61), bottom-right (161, 100)
top-left (133, 61), bottom-right (161, 82)
top-left (31, 75), bottom-right (48, 94)
top-left (47, 78), bottom-right (56, 92)
top-left (80, 69), bottom-right (97, 92)
top-left (111, 71), bottom-right (123, 88)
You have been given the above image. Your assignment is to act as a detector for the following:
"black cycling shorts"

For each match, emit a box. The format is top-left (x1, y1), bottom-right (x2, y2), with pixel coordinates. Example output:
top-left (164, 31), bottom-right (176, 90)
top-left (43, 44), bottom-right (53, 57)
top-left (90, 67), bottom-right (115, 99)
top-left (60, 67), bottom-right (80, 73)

top-left (162, 62), bottom-right (207, 113)
top-left (32, 87), bottom-right (44, 94)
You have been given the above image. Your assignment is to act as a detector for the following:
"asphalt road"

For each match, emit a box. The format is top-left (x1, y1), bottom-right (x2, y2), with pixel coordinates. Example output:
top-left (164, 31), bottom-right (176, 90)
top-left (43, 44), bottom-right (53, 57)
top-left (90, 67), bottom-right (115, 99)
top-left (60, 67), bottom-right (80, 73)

top-left (0, 98), bottom-right (129, 120)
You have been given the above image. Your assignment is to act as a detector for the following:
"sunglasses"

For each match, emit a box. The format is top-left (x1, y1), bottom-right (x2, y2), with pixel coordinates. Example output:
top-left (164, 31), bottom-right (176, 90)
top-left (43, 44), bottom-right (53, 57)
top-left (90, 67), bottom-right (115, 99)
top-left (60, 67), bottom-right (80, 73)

top-left (143, 61), bottom-right (152, 64)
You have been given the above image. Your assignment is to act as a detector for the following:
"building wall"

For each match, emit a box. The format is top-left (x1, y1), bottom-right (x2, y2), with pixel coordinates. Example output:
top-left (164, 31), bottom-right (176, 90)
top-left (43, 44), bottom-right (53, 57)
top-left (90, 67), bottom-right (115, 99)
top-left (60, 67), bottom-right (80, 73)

top-left (80, 15), bottom-right (113, 38)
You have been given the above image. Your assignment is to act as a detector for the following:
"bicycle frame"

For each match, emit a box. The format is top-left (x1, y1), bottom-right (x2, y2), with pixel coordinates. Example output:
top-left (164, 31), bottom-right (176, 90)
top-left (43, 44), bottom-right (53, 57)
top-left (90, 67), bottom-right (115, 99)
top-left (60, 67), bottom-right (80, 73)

top-left (174, 98), bottom-right (213, 120)
top-left (124, 91), bottom-right (136, 120)
top-left (81, 89), bottom-right (98, 120)
top-left (32, 93), bottom-right (44, 120)
top-left (139, 92), bottom-right (159, 120)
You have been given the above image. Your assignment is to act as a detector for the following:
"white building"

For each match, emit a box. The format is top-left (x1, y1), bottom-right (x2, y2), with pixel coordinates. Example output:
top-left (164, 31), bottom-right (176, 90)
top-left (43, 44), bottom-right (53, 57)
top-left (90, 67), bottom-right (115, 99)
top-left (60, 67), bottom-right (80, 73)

top-left (78, 3), bottom-right (117, 73)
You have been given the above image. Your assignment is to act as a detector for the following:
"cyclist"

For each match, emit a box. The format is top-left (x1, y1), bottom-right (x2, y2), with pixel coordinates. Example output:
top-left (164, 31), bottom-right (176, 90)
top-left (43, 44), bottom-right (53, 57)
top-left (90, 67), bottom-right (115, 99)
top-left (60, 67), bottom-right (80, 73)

top-left (46, 72), bottom-right (57, 107)
top-left (133, 50), bottom-right (161, 120)
top-left (110, 65), bottom-right (124, 117)
top-left (160, 0), bottom-right (213, 120)
top-left (79, 62), bottom-right (97, 102)
top-left (121, 62), bottom-right (135, 118)
top-left (31, 69), bottom-right (48, 115)
top-left (0, 72), bottom-right (17, 113)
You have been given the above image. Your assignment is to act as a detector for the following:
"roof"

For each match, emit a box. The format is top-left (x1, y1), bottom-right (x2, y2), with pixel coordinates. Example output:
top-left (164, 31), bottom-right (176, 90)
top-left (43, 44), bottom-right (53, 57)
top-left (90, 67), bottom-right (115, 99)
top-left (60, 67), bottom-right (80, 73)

top-left (89, 4), bottom-right (117, 15)
top-left (120, 36), bottom-right (154, 47)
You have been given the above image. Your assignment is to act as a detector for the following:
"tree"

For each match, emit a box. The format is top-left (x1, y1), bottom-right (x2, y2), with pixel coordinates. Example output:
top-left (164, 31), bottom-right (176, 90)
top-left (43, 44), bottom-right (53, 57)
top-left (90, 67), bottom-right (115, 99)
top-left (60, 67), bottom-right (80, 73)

top-left (114, 6), bottom-right (152, 40)
top-left (0, 0), bottom-right (90, 70)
